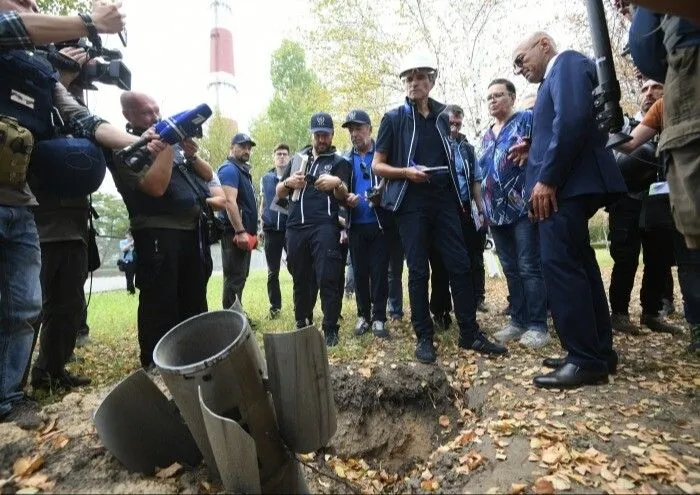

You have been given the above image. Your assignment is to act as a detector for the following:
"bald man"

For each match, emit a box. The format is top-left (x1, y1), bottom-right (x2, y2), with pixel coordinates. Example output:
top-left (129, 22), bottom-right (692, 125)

top-left (111, 91), bottom-right (214, 369)
top-left (511, 32), bottom-right (627, 389)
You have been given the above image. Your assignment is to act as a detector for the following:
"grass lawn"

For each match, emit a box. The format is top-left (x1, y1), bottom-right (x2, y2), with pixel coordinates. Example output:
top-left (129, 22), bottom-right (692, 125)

top-left (76, 247), bottom-right (614, 388)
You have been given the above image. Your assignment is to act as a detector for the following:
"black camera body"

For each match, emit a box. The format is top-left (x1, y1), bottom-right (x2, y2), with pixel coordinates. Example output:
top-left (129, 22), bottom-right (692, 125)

top-left (366, 186), bottom-right (382, 207)
top-left (47, 35), bottom-right (131, 91)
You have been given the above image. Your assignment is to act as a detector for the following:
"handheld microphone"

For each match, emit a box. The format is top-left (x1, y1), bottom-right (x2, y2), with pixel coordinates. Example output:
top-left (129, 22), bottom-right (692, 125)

top-left (116, 103), bottom-right (213, 171)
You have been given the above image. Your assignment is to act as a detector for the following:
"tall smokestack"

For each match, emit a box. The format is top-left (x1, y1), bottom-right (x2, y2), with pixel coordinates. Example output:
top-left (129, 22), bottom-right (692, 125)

top-left (208, 0), bottom-right (238, 130)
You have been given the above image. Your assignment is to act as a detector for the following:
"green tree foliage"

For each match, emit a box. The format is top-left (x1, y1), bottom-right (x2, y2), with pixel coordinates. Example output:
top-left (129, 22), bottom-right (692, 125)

top-left (91, 191), bottom-right (129, 238)
top-left (248, 40), bottom-right (343, 188)
top-left (199, 108), bottom-right (237, 172)
top-left (36, 0), bottom-right (90, 15)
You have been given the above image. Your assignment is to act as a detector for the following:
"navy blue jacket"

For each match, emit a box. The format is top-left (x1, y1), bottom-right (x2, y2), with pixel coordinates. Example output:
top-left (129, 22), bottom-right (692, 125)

top-left (374, 98), bottom-right (462, 212)
top-left (452, 134), bottom-right (477, 204)
top-left (527, 51), bottom-right (626, 201)
top-left (260, 168), bottom-right (287, 231)
top-left (218, 158), bottom-right (258, 234)
top-left (281, 145), bottom-right (351, 228)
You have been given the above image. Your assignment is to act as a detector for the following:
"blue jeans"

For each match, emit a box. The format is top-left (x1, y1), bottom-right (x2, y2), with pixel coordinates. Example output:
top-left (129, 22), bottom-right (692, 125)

top-left (491, 216), bottom-right (548, 332)
top-left (0, 206), bottom-right (42, 417)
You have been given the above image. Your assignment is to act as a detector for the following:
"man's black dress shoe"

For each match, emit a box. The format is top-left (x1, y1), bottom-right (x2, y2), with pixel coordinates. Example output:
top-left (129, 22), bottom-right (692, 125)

top-left (533, 363), bottom-right (608, 389)
top-left (542, 356), bottom-right (618, 374)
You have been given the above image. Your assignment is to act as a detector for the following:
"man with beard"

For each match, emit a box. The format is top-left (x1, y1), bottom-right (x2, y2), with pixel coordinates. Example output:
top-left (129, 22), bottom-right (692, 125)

top-left (275, 112), bottom-right (351, 347)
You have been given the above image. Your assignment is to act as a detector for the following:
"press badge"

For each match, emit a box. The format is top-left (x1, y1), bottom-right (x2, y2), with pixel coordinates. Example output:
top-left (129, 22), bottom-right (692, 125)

top-left (649, 181), bottom-right (670, 196)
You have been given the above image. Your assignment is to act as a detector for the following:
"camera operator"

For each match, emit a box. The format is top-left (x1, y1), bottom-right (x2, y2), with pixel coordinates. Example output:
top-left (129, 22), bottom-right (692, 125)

top-left (0, 1), bottom-right (137, 429)
top-left (112, 92), bottom-right (214, 370)
top-left (275, 112), bottom-right (351, 347)
top-left (607, 80), bottom-right (680, 336)
top-left (25, 45), bottom-right (99, 393)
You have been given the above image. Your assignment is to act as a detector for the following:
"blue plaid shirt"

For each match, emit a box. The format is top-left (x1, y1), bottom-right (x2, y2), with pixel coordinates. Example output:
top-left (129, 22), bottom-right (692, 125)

top-left (0, 12), bottom-right (33, 50)
top-left (477, 111), bottom-right (533, 226)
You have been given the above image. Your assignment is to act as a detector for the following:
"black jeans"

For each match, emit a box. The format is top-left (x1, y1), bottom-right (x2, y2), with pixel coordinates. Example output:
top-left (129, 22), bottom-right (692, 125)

top-left (608, 196), bottom-right (674, 315)
top-left (123, 261), bottom-right (135, 294)
top-left (396, 199), bottom-right (480, 342)
top-left (30, 240), bottom-right (87, 378)
top-left (264, 230), bottom-right (286, 311)
top-left (429, 210), bottom-right (485, 316)
top-left (349, 223), bottom-right (390, 322)
top-left (286, 224), bottom-right (344, 334)
top-left (132, 228), bottom-right (208, 368)
top-left (221, 231), bottom-right (252, 309)
top-left (386, 226), bottom-right (404, 318)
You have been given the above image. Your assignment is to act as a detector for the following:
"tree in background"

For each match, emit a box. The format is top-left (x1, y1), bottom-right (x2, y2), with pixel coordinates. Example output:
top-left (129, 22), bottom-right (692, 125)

top-left (199, 108), bottom-right (238, 172)
top-left (248, 40), bottom-right (339, 187)
top-left (91, 192), bottom-right (129, 239)
top-left (37, 0), bottom-right (89, 15)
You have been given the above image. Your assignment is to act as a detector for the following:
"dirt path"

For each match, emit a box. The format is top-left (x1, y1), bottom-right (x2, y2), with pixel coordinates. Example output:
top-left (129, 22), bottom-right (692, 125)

top-left (1, 271), bottom-right (699, 494)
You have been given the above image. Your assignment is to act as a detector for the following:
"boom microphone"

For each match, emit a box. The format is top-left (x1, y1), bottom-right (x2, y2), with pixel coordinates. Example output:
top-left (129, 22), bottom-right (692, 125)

top-left (116, 103), bottom-right (213, 170)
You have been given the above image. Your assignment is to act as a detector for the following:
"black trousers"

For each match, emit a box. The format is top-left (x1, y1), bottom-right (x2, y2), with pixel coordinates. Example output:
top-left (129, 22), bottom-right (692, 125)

top-left (396, 198), bottom-right (480, 342)
top-left (286, 224), bottom-right (344, 334)
top-left (132, 228), bottom-right (208, 367)
top-left (30, 240), bottom-right (87, 378)
top-left (264, 230), bottom-right (286, 311)
top-left (429, 210), bottom-right (485, 316)
top-left (123, 261), bottom-right (135, 294)
top-left (349, 223), bottom-right (390, 322)
top-left (608, 196), bottom-right (675, 316)
top-left (221, 231), bottom-right (252, 309)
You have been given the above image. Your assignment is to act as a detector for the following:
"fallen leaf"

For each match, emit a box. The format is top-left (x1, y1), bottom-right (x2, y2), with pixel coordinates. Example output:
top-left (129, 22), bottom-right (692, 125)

top-left (40, 418), bottom-right (57, 436)
top-left (609, 478), bottom-right (635, 491)
top-left (541, 445), bottom-right (563, 465)
top-left (439, 415), bottom-right (450, 428)
top-left (358, 367), bottom-right (372, 378)
top-left (16, 488), bottom-right (39, 495)
top-left (334, 465), bottom-right (346, 478)
top-left (533, 477), bottom-right (555, 494)
top-left (600, 466), bottom-right (617, 482)
top-left (510, 483), bottom-right (527, 494)
top-left (155, 462), bottom-right (182, 479)
top-left (18, 474), bottom-right (55, 491)
top-left (598, 425), bottom-right (613, 435)
top-left (52, 434), bottom-right (70, 449)
top-left (638, 465), bottom-right (669, 475)
top-left (421, 469), bottom-right (433, 480)
top-left (544, 474), bottom-right (571, 491)
top-left (496, 451), bottom-right (507, 461)
top-left (420, 480), bottom-right (435, 492)
top-left (676, 482), bottom-right (699, 494)
top-left (628, 445), bottom-right (646, 456)
top-left (13, 456), bottom-right (44, 478)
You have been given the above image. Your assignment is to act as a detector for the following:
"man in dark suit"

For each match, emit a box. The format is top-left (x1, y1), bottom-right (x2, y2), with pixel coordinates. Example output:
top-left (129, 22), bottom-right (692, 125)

top-left (511, 32), bottom-right (627, 388)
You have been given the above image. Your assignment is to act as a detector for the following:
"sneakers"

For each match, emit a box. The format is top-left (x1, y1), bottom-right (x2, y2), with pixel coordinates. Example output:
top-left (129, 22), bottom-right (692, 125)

top-left (415, 338), bottom-right (437, 364)
top-left (0, 398), bottom-right (43, 430)
top-left (432, 312), bottom-right (452, 332)
top-left (493, 322), bottom-right (526, 342)
top-left (31, 369), bottom-right (92, 391)
top-left (688, 325), bottom-right (700, 355)
top-left (354, 317), bottom-right (370, 336)
top-left (641, 314), bottom-right (684, 336)
top-left (459, 332), bottom-right (508, 356)
top-left (269, 308), bottom-right (281, 319)
top-left (325, 331), bottom-right (339, 347)
top-left (371, 320), bottom-right (389, 338)
top-left (611, 313), bottom-right (641, 335)
top-left (519, 330), bottom-right (551, 349)
top-left (477, 300), bottom-right (489, 313)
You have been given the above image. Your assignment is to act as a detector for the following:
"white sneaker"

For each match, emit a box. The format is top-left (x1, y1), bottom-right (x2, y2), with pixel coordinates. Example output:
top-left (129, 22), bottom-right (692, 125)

top-left (519, 330), bottom-right (551, 349)
top-left (494, 322), bottom-right (526, 342)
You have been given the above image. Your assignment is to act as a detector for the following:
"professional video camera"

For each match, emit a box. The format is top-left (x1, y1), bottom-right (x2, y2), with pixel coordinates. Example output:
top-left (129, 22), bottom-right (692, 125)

top-left (116, 104), bottom-right (214, 171)
top-left (44, 27), bottom-right (130, 91)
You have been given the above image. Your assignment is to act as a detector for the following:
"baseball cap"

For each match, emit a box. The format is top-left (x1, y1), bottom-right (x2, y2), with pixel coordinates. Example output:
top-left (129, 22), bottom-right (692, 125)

top-left (309, 112), bottom-right (334, 134)
top-left (341, 109), bottom-right (371, 128)
top-left (231, 133), bottom-right (256, 146)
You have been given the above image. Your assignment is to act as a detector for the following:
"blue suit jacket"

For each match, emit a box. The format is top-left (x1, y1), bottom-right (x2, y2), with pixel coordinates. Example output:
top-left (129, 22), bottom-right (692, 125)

top-left (527, 50), bottom-right (627, 201)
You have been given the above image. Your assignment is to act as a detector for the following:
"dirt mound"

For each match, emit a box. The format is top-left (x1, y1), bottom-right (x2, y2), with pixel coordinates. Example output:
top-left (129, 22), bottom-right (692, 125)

top-left (329, 363), bottom-right (455, 472)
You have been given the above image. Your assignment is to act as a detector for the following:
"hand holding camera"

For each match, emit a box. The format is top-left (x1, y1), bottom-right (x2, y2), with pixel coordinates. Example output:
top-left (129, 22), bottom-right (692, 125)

top-left (346, 193), bottom-right (361, 208)
top-left (91, 1), bottom-right (127, 35)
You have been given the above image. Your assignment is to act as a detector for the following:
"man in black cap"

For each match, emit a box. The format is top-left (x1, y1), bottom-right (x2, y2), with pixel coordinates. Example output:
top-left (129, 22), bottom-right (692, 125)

top-left (218, 133), bottom-right (259, 309)
top-left (275, 112), bottom-right (351, 346)
top-left (342, 109), bottom-right (391, 339)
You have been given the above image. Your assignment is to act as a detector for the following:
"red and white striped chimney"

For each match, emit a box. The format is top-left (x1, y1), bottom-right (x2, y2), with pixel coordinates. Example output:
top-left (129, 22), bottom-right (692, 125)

top-left (208, 0), bottom-right (237, 126)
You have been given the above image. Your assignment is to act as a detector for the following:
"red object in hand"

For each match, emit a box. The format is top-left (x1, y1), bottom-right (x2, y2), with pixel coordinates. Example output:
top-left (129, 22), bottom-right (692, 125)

top-left (234, 232), bottom-right (258, 252)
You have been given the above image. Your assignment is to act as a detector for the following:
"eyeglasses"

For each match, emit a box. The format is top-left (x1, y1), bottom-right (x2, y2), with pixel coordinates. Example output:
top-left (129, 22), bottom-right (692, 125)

top-left (486, 92), bottom-right (513, 101)
top-left (513, 39), bottom-right (541, 73)
top-left (449, 121), bottom-right (463, 128)
top-left (360, 161), bottom-right (370, 180)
